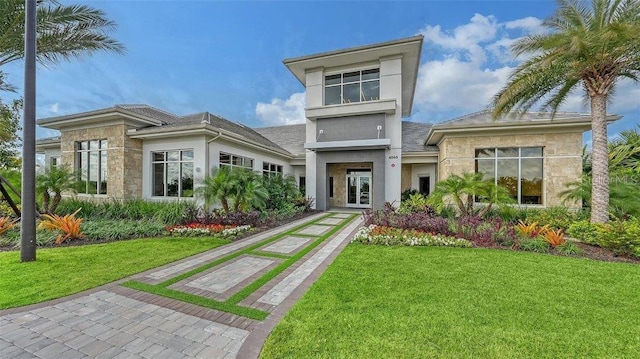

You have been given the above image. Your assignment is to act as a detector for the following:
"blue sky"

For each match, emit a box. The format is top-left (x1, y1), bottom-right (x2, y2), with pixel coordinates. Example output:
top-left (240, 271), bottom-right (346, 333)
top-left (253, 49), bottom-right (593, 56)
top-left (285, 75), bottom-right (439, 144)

top-left (2, 0), bottom-right (639, 143)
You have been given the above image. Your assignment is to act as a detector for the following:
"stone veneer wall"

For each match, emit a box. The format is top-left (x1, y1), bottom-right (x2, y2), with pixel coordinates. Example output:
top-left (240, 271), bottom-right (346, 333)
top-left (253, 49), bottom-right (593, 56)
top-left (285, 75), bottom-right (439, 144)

top-left (60, 123), bottom-right (143, 199)
top-left (438, 132), bottom-right (583, 208)
top-left (328, 162), bottom-right (373, 208)
top-left (401, 164), bottom-right (412, 192)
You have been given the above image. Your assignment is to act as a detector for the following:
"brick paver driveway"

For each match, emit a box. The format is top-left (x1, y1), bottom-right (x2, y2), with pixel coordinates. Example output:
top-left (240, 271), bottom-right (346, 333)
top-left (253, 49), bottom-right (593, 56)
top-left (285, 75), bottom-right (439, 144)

top-left (0, 212), bottom-right (361, 359)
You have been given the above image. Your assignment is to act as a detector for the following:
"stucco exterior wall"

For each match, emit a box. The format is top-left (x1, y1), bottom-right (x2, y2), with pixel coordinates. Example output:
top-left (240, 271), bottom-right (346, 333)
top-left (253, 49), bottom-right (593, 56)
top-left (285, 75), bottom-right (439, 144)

top-left (438, 132), bottom-right (583, 208)
top-left (60, 123), bottom-right (142, 199)
top-left (208, 138), bottom-right (292, 176)
top-left (141, 135), bottom-right (207, 200)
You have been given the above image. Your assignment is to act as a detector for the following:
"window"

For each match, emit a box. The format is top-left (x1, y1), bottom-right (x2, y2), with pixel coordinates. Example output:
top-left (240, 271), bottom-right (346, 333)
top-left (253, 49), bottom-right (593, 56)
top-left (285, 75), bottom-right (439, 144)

top-left (262, 161), bottom-right (283, 177)
top-left (324, 68), bottom-right (380, 105)
top-left (475, 147), bottom-right (543, 205)
top-left (419, 177), bottom-right (430, 196)
top-left (152, 150), bottom-right (194, 197)
top-left (50, 156), bottom-right (60, 168)
top-left (75, 140), bottom-right (108, 195)
top-left (299, 176), bottom-right (306, 196)
top-left (329, 177), bottom-right (334, 197)
top-left (219, 152), bottom-right (253, 170)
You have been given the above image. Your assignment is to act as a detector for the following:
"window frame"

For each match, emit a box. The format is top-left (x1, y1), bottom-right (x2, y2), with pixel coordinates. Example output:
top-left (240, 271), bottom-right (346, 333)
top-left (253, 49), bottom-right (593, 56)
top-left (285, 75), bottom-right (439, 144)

top-left (75, 139), bottom-right (108, 195)
top-left (474, 147), bottom-right (544, 206)
top-left (219, 151), bottom-right (254, 170)
top-left (324, 67), bottom-right (380, 106)
top-left (262, 161), bottom-right (283, 177)
top-left (151, 149), bottom-right (194, 198)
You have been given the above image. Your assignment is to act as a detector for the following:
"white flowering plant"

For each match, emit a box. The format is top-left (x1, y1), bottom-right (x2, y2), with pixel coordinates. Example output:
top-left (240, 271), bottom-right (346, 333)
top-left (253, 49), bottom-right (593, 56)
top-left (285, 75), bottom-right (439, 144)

top-left (352, 225), bottom-right (472, 248)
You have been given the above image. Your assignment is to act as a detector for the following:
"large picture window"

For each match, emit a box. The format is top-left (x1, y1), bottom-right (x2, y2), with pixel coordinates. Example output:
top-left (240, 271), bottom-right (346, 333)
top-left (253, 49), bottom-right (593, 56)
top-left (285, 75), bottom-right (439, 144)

top-left (219, 152), bottom-right (253, 170)
top-left (152, 150), bottom-right (194, 197)
top-left (324, 68), bottom-right (380, 105)
top-left (262, 161), bottom-right (283, 177)
top-left (75, 140), bottom-right (107, 195)
top-left (475, 147), bottom-right (543, 205)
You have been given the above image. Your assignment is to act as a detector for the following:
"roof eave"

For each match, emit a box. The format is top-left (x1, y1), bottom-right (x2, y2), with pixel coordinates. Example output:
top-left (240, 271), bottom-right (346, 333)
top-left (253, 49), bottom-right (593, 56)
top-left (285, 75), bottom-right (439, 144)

top-left (38, 107), bottom-right (163, 129)
top-left (424, 115), bottom-right (621, 145)
top-left (128, 124), bottom-right (294, 159)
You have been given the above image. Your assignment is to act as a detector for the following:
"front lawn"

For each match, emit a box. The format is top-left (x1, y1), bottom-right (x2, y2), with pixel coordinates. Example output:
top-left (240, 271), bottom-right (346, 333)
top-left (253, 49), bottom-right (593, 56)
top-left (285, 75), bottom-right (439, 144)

top-left (262, 245), bottom-right (640, 358)
top-left (0, 237), bottom-right (229, 309)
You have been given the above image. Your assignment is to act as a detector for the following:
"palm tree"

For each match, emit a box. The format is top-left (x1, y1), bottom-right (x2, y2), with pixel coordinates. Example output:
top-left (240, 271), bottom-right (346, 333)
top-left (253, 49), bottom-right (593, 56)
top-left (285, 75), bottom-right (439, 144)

top-left (36, 165), bottom-right (76, 214)
top-left (492, 0), bottom-right (640, 223)
top-left (609, 126), bottom-right (640, 173)
top-left (199, 166), bottom-right (236, 213)
top-left (427, 172), bottom-right (514, 217)
top-left (0, 0), bottom-right (125, 70)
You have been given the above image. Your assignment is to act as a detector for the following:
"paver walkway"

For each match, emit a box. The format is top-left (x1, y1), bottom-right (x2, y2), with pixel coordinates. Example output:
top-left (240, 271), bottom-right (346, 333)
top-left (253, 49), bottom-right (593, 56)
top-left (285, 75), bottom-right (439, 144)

top-left (0, 212), bottom-right (362, 359)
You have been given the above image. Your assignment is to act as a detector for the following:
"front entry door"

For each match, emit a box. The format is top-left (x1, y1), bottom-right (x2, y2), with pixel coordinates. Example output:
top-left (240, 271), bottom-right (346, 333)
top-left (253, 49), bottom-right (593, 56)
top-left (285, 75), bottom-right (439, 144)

top-left (346, 171), bottom-right (372, 208)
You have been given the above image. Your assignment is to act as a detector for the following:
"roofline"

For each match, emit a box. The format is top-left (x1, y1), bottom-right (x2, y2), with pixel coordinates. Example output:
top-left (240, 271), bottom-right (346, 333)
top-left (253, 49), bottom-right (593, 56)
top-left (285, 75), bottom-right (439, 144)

top-left (38, 106), bottom-right (163, 128)
top-left (283, 35), bottom-right (424, 65)
top-left (424, 114), bottom-right (622, 145)
top-left (127, 123), bottom-right (293, 159)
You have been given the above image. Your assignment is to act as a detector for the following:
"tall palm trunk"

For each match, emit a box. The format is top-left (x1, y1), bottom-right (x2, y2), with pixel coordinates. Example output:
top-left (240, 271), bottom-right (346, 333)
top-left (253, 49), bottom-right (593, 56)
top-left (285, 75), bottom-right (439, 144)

top-left (590, 94), bottom-right (609, 223)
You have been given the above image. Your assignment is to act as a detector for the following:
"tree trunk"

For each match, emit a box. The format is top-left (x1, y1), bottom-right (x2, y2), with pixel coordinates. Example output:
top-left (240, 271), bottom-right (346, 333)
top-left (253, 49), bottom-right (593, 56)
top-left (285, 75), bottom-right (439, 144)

top-left (42, 190), bottom-right (50, 213)
top-left (50, 193), bottom-right (62, 214)
top-left (590, 94), bottom-right (609, 224)
top-left (221, 198), bottom-right (229, 214)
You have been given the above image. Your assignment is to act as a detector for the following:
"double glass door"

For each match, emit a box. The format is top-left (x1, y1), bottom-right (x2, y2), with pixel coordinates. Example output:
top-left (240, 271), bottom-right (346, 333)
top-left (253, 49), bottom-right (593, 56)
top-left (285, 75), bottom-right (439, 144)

top-left (346, 170), bottom-right (371, 208)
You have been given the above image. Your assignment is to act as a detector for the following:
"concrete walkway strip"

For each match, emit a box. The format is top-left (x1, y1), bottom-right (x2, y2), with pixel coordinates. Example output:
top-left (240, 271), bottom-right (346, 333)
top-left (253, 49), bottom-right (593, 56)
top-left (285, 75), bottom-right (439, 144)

top-left (257, 217), bottom-right (363, 306)
top-left (144, 212), bottom-right (327, 281)
top-left (0, 212), bottom-right (362, 359)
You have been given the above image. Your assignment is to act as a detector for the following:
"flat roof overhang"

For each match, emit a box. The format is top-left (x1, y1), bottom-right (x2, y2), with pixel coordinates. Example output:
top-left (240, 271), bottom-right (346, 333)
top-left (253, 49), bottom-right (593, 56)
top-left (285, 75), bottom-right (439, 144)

top-left (424, 115), bottom-right (622, 146)
top-left (284, 36), bottom-right (423, 117)
top-left (304, 139), bottom-right (391, 152)
top-left (128, 124), bottom-right (293, 159)
top-left (37, 108), bottom-right (162, 130)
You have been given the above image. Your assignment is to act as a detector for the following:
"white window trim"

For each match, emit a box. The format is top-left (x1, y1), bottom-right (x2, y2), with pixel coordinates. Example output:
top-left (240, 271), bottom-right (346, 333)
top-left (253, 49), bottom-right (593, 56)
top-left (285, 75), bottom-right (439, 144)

top-left (324, 68), bottom-right (380, 106)
top-left (219, 151), bottom-right (254, 170)
top-left (151, 149), bottom-right (194, 198)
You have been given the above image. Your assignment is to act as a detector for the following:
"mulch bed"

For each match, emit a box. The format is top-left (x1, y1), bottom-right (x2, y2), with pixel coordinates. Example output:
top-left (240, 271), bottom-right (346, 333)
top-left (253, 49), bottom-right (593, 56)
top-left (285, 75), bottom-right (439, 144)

top-left (573, 242), bottom-right (640, 265)
top-left (0, 210), bottom-right (321, 252)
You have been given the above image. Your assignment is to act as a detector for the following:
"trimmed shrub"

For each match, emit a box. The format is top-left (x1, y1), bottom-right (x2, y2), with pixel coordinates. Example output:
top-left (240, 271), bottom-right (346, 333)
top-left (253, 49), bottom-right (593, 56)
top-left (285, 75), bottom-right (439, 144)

top-left (81, 220), bottom-right (167, 241)
top-left (363, 209), bottom-right (451, 236)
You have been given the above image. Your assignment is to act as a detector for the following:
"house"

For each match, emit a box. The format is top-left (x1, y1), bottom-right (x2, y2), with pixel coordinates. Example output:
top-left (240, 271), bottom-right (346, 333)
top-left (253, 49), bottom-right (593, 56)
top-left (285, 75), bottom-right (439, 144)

top-left (36, 36), bottom-right (620, 210)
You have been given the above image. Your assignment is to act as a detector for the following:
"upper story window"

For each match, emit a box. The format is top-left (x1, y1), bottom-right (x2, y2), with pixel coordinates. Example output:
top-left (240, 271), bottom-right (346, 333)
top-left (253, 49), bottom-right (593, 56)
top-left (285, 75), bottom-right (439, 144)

top-left (475, 147), bottom-right (544, 205)
top-left (262, 161), bottom-right (283, 177)
top-left (220, 152), bottom-right (254, 170)
top-left (152, 150), bottom-right (194, 197)
top-left (75, 139), bottom-right (107, 195)
top-left (324, 68), bottom-right (380, 105)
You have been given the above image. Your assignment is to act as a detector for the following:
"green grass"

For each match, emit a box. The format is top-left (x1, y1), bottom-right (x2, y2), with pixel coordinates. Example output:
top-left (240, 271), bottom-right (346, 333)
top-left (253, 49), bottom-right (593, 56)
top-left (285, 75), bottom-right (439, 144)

top-left (262, 245), bottom-right (640, 359)
top-left (0, 237), bottom-right (229, 309)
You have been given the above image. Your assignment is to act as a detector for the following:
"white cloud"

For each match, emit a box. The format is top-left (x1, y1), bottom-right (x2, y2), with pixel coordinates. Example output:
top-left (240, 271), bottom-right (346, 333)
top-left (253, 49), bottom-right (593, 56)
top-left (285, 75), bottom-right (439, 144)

top-left (505, 17), bottom-right (545, 34)
top-left (419, 13), bottom-right (499, 64)
top-left (255, 92), bottom-right (306, 126)
top-left (48, 103), bottom-right (59, 114)
top-left (414, 58), bottom-right (513, 114)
